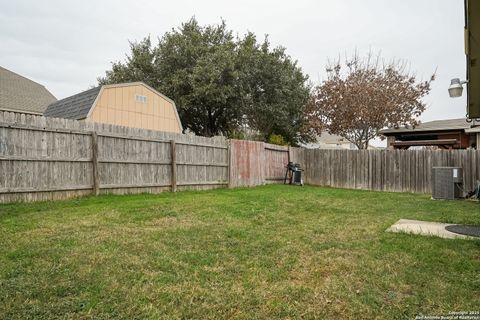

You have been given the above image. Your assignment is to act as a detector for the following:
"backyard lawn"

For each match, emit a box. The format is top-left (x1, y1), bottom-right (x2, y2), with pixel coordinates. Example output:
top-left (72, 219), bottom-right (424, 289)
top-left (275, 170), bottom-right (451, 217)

top-left (0, 185), bottom-right (479, 319)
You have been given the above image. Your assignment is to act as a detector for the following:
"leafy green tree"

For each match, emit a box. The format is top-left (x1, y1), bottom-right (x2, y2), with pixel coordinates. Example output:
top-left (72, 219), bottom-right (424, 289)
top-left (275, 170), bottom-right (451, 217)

top-left (99, 18), bottom-right (312, 144)
top-left (154, 19), bottom-right (241, 137)
top-left (99, 37), bottom-right (159, 88)
top-left (237, 34), bottom-right (312, 144)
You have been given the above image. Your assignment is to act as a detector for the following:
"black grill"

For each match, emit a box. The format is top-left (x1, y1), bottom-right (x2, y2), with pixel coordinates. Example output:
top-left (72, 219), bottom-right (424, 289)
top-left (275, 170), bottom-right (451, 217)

top-left (284, 162), bottom-right (304, 186)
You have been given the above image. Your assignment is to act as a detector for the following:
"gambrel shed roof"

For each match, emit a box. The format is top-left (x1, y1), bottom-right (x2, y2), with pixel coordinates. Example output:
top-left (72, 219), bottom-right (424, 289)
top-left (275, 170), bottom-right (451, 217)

top-left (44, 86), bottom-right (101, 119)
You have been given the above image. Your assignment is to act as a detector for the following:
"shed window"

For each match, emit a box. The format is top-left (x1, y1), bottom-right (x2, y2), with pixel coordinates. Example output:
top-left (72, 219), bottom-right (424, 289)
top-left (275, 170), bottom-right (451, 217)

top-left (135, 95), bottom-right (147, 103)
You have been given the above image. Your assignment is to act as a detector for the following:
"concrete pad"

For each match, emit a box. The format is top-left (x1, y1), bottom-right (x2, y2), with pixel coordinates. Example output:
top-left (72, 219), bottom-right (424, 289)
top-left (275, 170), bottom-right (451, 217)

top-left (387, 219), bottom-right (473, 240)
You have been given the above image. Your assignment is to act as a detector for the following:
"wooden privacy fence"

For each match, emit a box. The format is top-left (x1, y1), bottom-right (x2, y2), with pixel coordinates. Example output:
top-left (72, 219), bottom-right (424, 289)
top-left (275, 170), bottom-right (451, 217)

top-left (0, 111), bottom-right (228, 203)
top-left (229, 142), bottom-right (479, 194)
top-left (303, 149), bottom-right (480, 194)
top-left (229, 139), bottom-right (304, 187)
top-left (1, 111), bottom-right (480, 203)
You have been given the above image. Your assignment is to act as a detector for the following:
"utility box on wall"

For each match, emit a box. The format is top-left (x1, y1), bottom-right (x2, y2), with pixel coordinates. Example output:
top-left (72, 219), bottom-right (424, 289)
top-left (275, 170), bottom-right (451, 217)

top-left (432, 167), bottom-right (463, 200)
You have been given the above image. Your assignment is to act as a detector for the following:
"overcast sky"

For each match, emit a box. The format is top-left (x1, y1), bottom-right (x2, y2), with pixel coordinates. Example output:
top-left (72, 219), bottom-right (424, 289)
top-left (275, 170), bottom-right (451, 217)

top-left (0, 0), bottom-right (467, 145)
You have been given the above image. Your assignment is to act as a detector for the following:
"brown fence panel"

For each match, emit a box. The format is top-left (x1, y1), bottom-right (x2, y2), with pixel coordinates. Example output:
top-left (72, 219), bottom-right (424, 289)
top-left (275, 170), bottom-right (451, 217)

top-left (264, 143), bottom-right (288, 183)
top-left (229, 141), bottom-right (295, 187)
top-left (229, 139), bottom-right (265, 187)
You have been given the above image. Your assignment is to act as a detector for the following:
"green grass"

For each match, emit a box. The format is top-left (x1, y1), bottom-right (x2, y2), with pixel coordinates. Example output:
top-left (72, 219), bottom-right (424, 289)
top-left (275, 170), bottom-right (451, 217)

top-left (0, 185), bottom-right (479, 319)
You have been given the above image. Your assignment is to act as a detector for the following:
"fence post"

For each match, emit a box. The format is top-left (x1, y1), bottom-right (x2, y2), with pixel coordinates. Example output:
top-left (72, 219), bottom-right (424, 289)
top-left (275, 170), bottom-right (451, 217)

top-left (288, 146), bottom-right (291, 163)
top-left (170, 140), bottom-right (177, 192)
top-left (227, 140), bottom-right (232, 188)
top-left (91, 131), bottom-right (100, 196)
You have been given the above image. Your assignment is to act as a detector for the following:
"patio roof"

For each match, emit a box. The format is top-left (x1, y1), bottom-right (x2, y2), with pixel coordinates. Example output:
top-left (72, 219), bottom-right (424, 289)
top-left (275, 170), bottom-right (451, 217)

top-left (380, 118), bottom-right (475, 135)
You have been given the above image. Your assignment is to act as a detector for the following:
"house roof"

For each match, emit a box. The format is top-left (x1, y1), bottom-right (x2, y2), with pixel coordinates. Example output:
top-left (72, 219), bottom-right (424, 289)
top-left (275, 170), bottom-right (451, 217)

top-left (380, 118), bottom-right (474, 135)
top-left (44, 86), bottom-right (101, 120)
top-left (0, 66), bottom-right (57, 114)
top-left (302, 131), bottom-right (355, 149)
top-left (317, 132), bottom-right (352, 145)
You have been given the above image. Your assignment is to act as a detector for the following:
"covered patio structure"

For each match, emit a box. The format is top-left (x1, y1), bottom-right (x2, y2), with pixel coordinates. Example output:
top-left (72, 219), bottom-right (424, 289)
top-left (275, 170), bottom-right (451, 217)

top-left (380, 118), bottom-right (480, 150)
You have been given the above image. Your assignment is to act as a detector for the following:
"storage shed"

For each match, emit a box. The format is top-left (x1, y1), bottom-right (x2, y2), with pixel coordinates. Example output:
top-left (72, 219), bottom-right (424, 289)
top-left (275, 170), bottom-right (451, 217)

top-left (44, 82), bottom-right (183, 133)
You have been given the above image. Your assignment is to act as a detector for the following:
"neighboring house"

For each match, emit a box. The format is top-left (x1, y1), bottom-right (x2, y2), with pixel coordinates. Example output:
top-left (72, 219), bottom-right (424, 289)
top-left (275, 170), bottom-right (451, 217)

top-left (303, 132), bottom-right (357, 150)
top-left (0, 66), bottom-right (57, 114)
top-left (44, 82), bottom-right (183, 133)
top-left (380, 118), bottom-right (480, 150)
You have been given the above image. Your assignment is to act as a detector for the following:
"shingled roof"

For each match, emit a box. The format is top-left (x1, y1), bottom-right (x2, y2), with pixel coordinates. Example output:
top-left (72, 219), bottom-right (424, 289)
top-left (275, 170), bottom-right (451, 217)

top-left (0, 66), bottom-right (57, 114)
top-left (380, 118), bottom-right (473, 135)
top-left (44, 86), bottom-right (101, 120)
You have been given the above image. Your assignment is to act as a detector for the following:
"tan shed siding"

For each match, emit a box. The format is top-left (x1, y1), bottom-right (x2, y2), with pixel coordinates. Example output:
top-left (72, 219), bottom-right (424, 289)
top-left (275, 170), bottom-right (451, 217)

top-left (88, 84), bottom-right (182, 133)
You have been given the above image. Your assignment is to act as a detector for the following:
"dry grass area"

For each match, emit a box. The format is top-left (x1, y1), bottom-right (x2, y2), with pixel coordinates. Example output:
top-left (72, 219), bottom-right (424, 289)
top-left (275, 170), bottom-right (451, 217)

top-left (0, 185), bottom-right (479, 319)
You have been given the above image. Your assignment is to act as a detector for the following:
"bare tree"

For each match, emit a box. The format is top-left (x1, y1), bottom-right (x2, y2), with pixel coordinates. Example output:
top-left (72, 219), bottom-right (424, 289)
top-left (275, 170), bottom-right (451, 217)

top-left (306, 52), bottom-right (435, 149)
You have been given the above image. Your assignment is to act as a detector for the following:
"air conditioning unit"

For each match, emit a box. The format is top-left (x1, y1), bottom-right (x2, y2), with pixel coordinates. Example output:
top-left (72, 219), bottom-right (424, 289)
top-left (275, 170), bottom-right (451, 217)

top-left (432, 167), bottom-right (463, 200)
